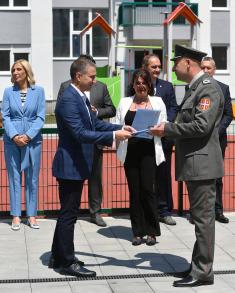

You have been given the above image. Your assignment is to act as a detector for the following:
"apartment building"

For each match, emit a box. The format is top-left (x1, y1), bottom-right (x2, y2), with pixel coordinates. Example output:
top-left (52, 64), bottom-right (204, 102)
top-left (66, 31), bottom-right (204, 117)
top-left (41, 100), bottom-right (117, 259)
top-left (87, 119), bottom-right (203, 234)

top-left (0, 0), bottom-right (234, 104)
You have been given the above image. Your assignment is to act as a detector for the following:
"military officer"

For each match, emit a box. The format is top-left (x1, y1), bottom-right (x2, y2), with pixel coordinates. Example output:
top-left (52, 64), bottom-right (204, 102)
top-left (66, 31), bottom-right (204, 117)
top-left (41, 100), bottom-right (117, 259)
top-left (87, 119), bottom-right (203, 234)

top-left (150, 44), bottom-right (224, 287)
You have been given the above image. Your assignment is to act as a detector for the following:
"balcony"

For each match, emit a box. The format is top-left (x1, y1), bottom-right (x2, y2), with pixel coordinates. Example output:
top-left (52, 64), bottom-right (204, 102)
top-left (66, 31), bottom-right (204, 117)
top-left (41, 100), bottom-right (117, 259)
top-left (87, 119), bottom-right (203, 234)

top-left (118, 2), bottom-right (198, 40)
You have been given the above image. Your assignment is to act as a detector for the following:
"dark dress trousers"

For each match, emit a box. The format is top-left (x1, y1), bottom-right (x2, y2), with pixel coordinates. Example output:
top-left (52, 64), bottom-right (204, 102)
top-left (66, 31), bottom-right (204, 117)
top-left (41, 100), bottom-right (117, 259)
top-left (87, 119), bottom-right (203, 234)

top-left (215, 80), bottom-right (233, 215)
top-left (154, 79), bottom-right (178, 214)
top-left (165, 73), bottom-right (224, 281)
top-left (58, 80), bottom-right (116, 215)
top-left (52, 85), bottom-right (121, 267)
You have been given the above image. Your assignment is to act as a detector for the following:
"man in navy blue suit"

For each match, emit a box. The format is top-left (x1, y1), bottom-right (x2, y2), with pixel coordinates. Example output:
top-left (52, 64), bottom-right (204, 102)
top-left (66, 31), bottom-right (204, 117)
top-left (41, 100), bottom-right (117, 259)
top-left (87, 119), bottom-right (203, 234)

top-left (49, 58), bottom-right (133, 277)
top-left (142, 54), bottom-right (178, 225)
top-left (201, 56), bottom-right (233, 224)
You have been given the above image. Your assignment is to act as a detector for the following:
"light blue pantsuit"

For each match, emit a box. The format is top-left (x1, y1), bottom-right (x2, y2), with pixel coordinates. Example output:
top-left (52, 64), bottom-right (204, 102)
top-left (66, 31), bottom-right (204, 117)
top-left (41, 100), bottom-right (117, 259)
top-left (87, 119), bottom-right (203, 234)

top-left (2, 85), bottom-right (45, 217)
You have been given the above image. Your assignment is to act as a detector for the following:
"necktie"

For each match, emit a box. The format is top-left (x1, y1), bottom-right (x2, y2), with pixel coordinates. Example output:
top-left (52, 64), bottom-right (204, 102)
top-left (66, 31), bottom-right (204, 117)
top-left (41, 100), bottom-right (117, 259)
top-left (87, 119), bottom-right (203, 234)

top-left (84, 96), bottom-right (93, 126)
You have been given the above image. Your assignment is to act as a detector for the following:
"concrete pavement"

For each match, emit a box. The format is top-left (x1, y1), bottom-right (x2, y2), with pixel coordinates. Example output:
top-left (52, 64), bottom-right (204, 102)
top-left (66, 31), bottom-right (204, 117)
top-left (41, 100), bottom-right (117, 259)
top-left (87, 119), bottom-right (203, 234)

top-left (0, 214), bottom-right (235, 292)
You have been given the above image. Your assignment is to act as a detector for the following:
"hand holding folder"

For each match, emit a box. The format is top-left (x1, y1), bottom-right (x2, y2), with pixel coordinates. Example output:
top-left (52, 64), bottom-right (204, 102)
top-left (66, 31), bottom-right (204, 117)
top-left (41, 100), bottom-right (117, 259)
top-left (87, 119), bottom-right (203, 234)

top-left (131, 109), bottom-right (160, 139)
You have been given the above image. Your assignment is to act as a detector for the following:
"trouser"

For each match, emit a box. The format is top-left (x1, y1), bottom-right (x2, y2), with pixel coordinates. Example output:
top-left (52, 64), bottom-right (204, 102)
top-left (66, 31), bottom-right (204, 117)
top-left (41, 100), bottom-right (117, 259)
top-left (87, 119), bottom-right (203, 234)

top-left (124, 140), bottom-right (160, 237)
top-left (4, 142), bottom-right (41, 217)
top-left (51, 179), bottom-right (83, 267)
top-left (215, 143), bottom-right (226, 215)
top-left (88, 146), bottom-right (103, 215)
top-left (186, 179), bottom-right (216, 281)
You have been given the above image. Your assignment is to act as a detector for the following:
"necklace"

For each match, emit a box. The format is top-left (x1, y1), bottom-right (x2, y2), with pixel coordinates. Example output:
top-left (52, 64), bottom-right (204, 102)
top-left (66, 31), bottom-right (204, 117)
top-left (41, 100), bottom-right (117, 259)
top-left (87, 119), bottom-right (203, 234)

top-left (133, 97), bottom-right (149, 109)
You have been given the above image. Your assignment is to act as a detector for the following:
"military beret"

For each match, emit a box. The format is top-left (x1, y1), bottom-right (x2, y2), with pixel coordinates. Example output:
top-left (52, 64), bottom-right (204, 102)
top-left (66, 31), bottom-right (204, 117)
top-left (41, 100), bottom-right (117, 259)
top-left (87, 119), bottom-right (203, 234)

top-left (171, 44), bottom-right (207, 62)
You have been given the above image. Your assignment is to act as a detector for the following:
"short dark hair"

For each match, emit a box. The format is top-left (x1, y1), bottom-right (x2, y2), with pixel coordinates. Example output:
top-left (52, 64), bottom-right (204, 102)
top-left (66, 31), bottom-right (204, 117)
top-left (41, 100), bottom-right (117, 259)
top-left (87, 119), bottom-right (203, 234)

top-left (78, 54), bottom-right (96, 64)
top-left (142, 54), bottom-right (161, 69)
top-left (70, 58), bottom-right (96, 80)
top-left (129, 68), bottom-right (154, 96)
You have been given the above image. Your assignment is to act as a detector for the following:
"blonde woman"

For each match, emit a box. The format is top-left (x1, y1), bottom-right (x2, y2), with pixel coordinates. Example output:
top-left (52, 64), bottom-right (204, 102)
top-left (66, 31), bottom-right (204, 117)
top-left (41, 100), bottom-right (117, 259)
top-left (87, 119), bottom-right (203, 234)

top-left (2, 59), bottom-right (45, 230)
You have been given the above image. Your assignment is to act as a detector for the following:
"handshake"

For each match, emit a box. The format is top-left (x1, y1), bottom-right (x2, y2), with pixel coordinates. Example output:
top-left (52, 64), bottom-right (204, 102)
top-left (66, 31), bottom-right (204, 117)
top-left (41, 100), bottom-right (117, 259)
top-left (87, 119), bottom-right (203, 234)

top-left (115, 122), bottom-right (166, 141)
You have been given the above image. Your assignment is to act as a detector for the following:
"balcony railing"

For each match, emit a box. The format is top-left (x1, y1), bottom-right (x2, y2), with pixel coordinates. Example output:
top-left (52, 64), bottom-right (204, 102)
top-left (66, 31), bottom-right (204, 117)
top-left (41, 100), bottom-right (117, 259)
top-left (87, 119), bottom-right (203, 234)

top-left (118, 1), bottom-right (198, 27)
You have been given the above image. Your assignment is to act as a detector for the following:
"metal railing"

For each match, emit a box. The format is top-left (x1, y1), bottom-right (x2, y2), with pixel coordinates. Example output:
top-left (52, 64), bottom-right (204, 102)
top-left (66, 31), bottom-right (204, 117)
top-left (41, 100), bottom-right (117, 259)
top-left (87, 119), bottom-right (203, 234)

top-left (0, 126), bottom-right (235, 217)
top-left (118, 2), bottom-right (198, 27)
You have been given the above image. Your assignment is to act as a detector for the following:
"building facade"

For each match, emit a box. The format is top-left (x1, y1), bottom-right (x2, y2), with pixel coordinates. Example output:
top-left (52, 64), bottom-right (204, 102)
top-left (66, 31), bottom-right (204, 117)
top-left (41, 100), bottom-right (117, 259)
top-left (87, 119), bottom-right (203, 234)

top-left (0, 0), bottom-right (234, 105)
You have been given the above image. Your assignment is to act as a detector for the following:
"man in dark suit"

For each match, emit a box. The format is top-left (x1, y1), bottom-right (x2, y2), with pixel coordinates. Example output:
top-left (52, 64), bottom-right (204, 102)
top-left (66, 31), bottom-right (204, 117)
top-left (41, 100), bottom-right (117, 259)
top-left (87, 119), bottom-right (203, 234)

top-left (57, 54), bottom-right (116, 227)
top-left (201, 56), bottom-right (233, 224)
top-left (50, 58), bottom-right (133, 277)
top-left (142, 54), bottom-right (178, 225)
top-left (150, 45), bottom-right (224, 287)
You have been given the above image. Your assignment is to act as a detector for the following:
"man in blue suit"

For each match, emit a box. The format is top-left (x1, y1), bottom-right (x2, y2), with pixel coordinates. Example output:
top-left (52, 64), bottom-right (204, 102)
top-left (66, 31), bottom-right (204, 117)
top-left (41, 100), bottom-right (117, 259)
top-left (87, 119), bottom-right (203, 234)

top-left (49, 58), bottom-right (133, 277)
top-left (142, 54), bottom-right (178, 225)
top-left (201, 56), bottom-right (233, 223)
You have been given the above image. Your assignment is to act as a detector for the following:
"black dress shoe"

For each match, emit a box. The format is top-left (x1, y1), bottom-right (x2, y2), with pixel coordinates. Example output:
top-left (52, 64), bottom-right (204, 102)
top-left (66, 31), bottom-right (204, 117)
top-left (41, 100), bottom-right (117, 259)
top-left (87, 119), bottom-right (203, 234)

top-left (173, 275), bottom-right (214, 287)
top-left (146, 236), bottom-right (156, 246)
top-left (62, 262), bottom-right (96, 277)
top-left (132, 236), bottom-right (142, 246)
top-left (90, 214), bottom-right (107, 227)
top-left (48, 255), bottom-right (84, 269)
top-left (173, 268), bottom-right (191, 278)
top-left (216, 213), bottom-right (229, 223)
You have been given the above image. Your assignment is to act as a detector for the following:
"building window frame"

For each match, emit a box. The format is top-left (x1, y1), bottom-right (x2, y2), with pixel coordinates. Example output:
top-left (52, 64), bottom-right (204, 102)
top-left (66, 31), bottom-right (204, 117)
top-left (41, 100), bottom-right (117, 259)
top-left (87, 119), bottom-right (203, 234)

top-left (211, 45), bottom-right (229, 74)
top-left (0, 0), bottom-right (30, 10)
top-left (0, 47), bottom-right (31, 75)
top-left (53, 8), bottom-right (109, 60)
top-left (211, 0), bottom-right (230, 11)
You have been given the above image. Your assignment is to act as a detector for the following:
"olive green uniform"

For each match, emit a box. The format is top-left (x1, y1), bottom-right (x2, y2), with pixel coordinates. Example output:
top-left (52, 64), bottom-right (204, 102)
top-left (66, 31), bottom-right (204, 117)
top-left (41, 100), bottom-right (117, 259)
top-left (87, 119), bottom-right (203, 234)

top-left (165, 73), bottom-right (224, 281)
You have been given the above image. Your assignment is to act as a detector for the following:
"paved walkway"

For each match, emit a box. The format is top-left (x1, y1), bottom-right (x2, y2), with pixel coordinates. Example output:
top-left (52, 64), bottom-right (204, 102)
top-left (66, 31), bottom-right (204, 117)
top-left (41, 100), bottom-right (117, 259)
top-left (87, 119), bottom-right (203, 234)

top-left (0, 214), bottom-right (235, 292)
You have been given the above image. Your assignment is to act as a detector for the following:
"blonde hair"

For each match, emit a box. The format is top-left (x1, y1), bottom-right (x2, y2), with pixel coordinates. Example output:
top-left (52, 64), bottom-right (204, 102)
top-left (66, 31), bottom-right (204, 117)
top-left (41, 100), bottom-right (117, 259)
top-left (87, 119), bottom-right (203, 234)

top-left (11, 59), bottom-right (36, 85)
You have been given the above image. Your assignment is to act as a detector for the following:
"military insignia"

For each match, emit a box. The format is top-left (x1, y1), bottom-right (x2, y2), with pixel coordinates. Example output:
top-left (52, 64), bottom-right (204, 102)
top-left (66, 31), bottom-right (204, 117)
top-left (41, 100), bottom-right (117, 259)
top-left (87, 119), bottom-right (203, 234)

top-left (198, 98), bottom-right (211, 110)
top-left (202, 79), bottom-right (211, 84)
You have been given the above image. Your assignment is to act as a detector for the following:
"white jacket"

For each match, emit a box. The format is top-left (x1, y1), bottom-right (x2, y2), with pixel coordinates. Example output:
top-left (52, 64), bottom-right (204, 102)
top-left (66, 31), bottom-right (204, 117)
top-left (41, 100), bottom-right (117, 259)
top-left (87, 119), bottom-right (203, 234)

top-left (114, 95), bottom-right (167, 166)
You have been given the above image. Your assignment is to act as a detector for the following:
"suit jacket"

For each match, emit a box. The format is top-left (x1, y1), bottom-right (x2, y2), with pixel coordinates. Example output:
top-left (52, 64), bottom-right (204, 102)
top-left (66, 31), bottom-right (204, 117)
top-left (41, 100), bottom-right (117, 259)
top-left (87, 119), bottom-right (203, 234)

top-left (57, 80), bottom-right (116, 120)
top-left (52, 85), bottom-right (121, 180)
top-left (2, 84), bottom-right (45, 170)
top-left (154, 78), bottom-right (178, 122)
top-left (115, 95), bottom-right (167, 166)
top-left (216, 80), bottom-right (233, 147)
top-left (165, 74), bottom-right (224, 181)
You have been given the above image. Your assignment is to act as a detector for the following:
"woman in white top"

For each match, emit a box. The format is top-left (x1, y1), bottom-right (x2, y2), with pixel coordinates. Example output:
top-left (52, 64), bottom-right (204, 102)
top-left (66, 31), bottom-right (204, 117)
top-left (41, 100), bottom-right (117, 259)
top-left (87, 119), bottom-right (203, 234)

top-left (115, 69), bottom-right (167, 246)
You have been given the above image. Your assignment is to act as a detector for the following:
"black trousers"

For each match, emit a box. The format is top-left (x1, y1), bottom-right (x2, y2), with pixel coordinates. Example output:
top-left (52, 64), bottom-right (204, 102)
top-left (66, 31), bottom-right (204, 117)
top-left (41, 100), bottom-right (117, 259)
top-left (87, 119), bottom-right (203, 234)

top-left (51, 179), bottom-right (84, 267)
top-left (88, 146), bottom-right (103, 215)
top-left (157, 138), bottom-right (174, 215)
top-left (215, 143), bottom-right (226, 214)
top-left (124, 140), bottom-right (160, 237)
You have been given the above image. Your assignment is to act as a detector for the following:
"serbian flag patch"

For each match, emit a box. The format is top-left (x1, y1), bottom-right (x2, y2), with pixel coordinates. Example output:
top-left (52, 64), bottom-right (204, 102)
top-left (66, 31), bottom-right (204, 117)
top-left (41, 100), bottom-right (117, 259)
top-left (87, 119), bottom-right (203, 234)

top-left (198, 98), bottom-right (211, 111)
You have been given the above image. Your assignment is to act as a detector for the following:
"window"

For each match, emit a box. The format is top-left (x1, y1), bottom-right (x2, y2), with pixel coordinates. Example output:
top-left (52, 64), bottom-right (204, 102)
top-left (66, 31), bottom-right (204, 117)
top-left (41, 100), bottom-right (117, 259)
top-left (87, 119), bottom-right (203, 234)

top-left (212, 0), bottom-right (227, 7)
top-left (0, 50), bottom-right (10, 71)
top-left (53, 9), bottom-right (70, 57)
top-left (53, 8), bottom-right (109, 58)
top-left (0, 0), bottom-right (9, 6)
top-left (212, 46), bottom-right (227, 70)
top-left (0, 48), bottom-right (30, 73)
top-left (0, 0), bottom-right (28, 7)
top-left (14, 53), bottom-right (29, 62)
top-left (14, 0), bottom-right (28, 6)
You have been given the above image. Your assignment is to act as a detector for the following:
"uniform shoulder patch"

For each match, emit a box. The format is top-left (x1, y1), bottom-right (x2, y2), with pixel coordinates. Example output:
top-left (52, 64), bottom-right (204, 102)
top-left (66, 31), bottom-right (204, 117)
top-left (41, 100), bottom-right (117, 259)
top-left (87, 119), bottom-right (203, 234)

top-left (198, 98), bottom-right (211, 111)
top-left (202, 79), bottom-right (211, 84)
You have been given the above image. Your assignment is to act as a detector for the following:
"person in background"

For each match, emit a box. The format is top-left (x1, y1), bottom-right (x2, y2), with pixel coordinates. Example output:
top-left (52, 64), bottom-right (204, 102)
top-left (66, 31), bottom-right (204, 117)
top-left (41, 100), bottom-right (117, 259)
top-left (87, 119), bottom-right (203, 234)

top-left (57, 54), bottom-right (116, 227)
top-left (2, 59), bottom-right (45, 231)
top-left (201, 56), bottom-right (233, 224)
top-left (142, 54), bottom-right (178, 226)
top-left (150, 45), bottom-right (224, 287)
top-left (49, 57), bottom-right (133, 277)
top-left (115, 68), bottom-right (167, 246)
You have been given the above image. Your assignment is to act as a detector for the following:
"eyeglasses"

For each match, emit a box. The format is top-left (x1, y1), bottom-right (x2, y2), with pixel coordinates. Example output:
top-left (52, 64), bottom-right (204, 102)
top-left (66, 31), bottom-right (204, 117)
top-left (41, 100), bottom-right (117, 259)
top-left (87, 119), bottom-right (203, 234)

top-left (150, 65), bottom-right (161, 69)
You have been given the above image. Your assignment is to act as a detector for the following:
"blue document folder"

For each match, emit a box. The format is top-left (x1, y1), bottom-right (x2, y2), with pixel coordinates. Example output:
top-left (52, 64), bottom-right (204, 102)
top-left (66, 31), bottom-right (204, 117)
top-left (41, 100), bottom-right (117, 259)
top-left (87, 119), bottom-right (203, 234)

top-left (132, 109), bottom-right (160, 139)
